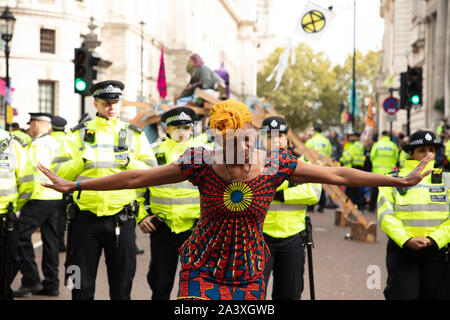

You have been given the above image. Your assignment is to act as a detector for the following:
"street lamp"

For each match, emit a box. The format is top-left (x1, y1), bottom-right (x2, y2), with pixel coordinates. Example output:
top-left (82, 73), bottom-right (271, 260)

top-left (0, 6), bottom-right (16, 130)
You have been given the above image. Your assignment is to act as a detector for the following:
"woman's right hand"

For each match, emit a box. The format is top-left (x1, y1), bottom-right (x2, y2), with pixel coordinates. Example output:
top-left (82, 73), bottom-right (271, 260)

top-left (37, 163), bottom-right (76, 194)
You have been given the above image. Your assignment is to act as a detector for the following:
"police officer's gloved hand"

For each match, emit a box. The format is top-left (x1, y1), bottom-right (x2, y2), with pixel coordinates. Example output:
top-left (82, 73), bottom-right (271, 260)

top-left (274, 190), bottom-right (285, 202)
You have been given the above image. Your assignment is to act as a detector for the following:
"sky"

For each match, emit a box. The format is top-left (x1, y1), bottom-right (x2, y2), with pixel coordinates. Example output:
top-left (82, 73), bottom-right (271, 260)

top-left (270, 0), bottom-right (385, 65)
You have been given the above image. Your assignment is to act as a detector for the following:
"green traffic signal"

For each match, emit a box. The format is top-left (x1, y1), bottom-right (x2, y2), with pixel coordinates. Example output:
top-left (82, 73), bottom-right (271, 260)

top-left (410, 94), bottom-right (420, 105)
top-left (75, 78), bottom-right (87, 92)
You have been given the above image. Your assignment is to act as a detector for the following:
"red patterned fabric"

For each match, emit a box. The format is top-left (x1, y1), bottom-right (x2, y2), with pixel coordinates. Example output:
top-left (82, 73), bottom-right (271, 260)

top-left (176, 147), bottom-right (297, 300)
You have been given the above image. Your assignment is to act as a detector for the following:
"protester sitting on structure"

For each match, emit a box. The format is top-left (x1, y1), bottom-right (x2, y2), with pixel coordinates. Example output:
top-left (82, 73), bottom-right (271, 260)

top-left (178, 53), bottom-right (226, 106)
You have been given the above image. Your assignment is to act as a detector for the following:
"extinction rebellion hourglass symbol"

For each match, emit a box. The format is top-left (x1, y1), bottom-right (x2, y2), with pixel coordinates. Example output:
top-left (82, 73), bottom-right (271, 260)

top-left (301, 10), bottom-right (326, 34)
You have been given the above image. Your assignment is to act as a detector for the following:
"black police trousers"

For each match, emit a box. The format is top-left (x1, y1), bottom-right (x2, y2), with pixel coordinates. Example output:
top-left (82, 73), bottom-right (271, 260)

top-left (16, 200), bottom-right (59, 291)
top-left (263, 232), bottom-right (305, 300)
top-left (147, 222), bottom-right (191, 300)
top-left (55, 199), bottom-right (66, 250)
top-left (384, 239), bottom-right (447, 300)
top-left (67, 210), bottom-right (137, 300)
top-left (0, 216), bottom-right (19, 300)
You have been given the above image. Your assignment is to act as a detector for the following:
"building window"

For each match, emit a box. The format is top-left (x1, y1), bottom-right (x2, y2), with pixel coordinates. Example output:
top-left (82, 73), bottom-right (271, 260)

top-left (38, 81), bottom-right (55, 114)
top-left (40, 28), bottom-right (55, 54)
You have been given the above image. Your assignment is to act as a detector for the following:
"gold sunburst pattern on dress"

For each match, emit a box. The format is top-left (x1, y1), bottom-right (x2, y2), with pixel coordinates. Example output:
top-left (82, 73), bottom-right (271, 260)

top-left (223, 182), bottom-right (253, 212)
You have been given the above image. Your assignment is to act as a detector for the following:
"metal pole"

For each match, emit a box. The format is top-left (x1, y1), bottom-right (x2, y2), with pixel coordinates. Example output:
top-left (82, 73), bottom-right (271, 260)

top-left (4, 40), bottom-right (10, 131)
top-left (406, 105), bottom-right (411, 137)
top-left (81, 95), bottom-right (85, 118)
top-left (351, 0), bottom-right (356, 132)
top-left (139, 21), bottom-right (145, 99)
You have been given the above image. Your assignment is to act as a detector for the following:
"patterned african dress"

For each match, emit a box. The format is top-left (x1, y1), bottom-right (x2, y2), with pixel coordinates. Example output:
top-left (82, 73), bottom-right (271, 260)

top-left (176, 147), bottom-right (297, 300)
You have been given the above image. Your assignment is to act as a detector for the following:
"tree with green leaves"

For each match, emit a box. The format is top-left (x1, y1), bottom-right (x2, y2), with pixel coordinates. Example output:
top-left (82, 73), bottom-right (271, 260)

top-left (257, 42), bottom-right (380, 134)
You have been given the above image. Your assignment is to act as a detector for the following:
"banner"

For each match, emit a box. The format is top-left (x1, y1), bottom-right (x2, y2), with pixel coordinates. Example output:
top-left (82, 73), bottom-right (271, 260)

top-left (157, 46), bottom-right (167, 99)
top-left (295, 1), bottom-right (336, 40)
top-left (365, 96), bottom-right (374, 129)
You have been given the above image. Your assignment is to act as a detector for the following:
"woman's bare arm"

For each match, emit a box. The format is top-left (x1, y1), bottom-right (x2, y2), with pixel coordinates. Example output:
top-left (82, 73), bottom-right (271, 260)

top-left (290, 152), bottom-right (434, 188)
top-left (37, 162), bottom-right (185, 194)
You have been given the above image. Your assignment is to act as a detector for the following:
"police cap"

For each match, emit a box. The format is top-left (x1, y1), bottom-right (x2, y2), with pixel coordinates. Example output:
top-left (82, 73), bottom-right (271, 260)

top-left (91, 80), bottom-right (125, 101)
top-left (161, 107), bottom-right (195, 126)
top-left (404, 130), bottom-right (444, 152)
top-left (51, 116), bottom-right (67, 131)
top-left (28, 112), bottom-right (53, 124)
top-left (261, 116), bottom-right (289, 134)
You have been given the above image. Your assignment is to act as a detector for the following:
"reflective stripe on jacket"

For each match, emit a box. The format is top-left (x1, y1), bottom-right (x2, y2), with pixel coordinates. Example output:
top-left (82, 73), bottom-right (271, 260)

top-left (377, 160), bottom-right (450, 249)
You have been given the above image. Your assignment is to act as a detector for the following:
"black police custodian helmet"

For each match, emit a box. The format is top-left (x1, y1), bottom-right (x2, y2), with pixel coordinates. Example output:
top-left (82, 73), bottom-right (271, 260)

top-left (261, 116), bottom-right (289, 134)
top-left (51, 116), bottom-right (67, 131)
top-left (161, 107), bottom-right (195, 127)
top-left (403, 130), bottom-right (444, 152)
top-left (91, 80), bottom-right (125, 101)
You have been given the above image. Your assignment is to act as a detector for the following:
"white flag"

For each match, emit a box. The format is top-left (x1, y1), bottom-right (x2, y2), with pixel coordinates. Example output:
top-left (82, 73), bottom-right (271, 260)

top-left (295, 1), bottom-right (335, 41)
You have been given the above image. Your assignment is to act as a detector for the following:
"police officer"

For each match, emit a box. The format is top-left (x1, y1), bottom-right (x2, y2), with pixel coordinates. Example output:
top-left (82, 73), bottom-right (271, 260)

top-left (0, 128), bottom-right (34, 300)
top-left (10, 123), bottom-right (31, 147)
top-left (137, 107), bottom-right (203, 300)
top-left (305, 126), bottom-right (331, 212)
top-left (378, 130), bottom-right (450, 299)
top-left (14, 113), bottom-right (62, 297)
top-left (368, 131), bottom-right (398, 212)
top-left (261, 116), bottom-right (322, 300)
top-left (340, 131), bottom-right (366, 210)
top-left (50, 80), bottom-right (156, 300)
top-left (50, 116), bottom-right (68, 252)
top-left (305, 125), bottom-right (332, 158)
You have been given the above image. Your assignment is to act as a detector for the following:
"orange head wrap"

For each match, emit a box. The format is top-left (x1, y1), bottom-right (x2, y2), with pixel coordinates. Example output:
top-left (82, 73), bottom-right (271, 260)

top-left (209, 99), bottom-right (253, 137)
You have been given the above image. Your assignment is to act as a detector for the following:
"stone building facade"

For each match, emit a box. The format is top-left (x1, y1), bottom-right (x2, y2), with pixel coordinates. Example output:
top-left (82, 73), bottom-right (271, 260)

top-left (0, 0), bottom-right (263, 128)
top-left (377, 0), bottom-right (450, 136)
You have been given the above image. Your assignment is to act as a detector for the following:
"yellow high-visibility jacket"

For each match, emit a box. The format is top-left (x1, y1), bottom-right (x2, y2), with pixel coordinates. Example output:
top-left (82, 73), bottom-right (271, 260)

top-left (377, 160), bottom-right (450, 249)
top-left (51, 116), bottom-right (157, 217)
top-left (140, 137), bottom-right (205, 234)
top-left (370, 136), bottom-right (398, 174)
top-left (305, 133), bottom-right (332, 157)
top-left (264, 156), bottom-right (322, 238)
top-left (340, 140), bottom-right (365, 168)
top-left (0, 129), bottom-right (34, 214)
top-left (29, 134), bottom-right (62, 200)
top-left (11, 130), bottom-right (32, 147)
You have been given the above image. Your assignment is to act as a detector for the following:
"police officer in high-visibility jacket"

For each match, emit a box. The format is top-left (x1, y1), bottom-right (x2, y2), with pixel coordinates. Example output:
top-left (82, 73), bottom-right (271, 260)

top-left (10, 123), bottom-right (31, 147)
top-left (305, 126), bottom-right (332, 158)
top-left (340, 132), bottom-right (366, 210)
top-left (0, 129), bottom-right (34, 300)
top-left (50, 80), bottom-right (156, 300)
top-left (261, 116), bottom-right (322, 300)
top-left (378, 130), bottom-right (450, 299)
top-left (368, 131), bottom-right (398, 212)
top-left (50, 116), bottom-right (68, 252)
top-left (14, 113), bottom-right (62, 298)
top-left (305, 126), bottom-right (330, 212)
top-left (137, 107), bottom-right (205, 300)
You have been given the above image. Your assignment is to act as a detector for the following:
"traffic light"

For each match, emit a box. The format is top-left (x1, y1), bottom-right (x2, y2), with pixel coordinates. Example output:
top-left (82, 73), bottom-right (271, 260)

top-left (73, 46), bottom-right (100, 96)
top-left (406, 66), bottom-right (423, 106)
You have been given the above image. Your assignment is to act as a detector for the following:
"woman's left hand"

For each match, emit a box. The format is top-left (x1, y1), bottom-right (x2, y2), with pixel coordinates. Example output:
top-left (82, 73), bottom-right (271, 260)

top-left (401, 152), bottom-right (434, 187)
top-left (37, 163), bottom-right (76, 193)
